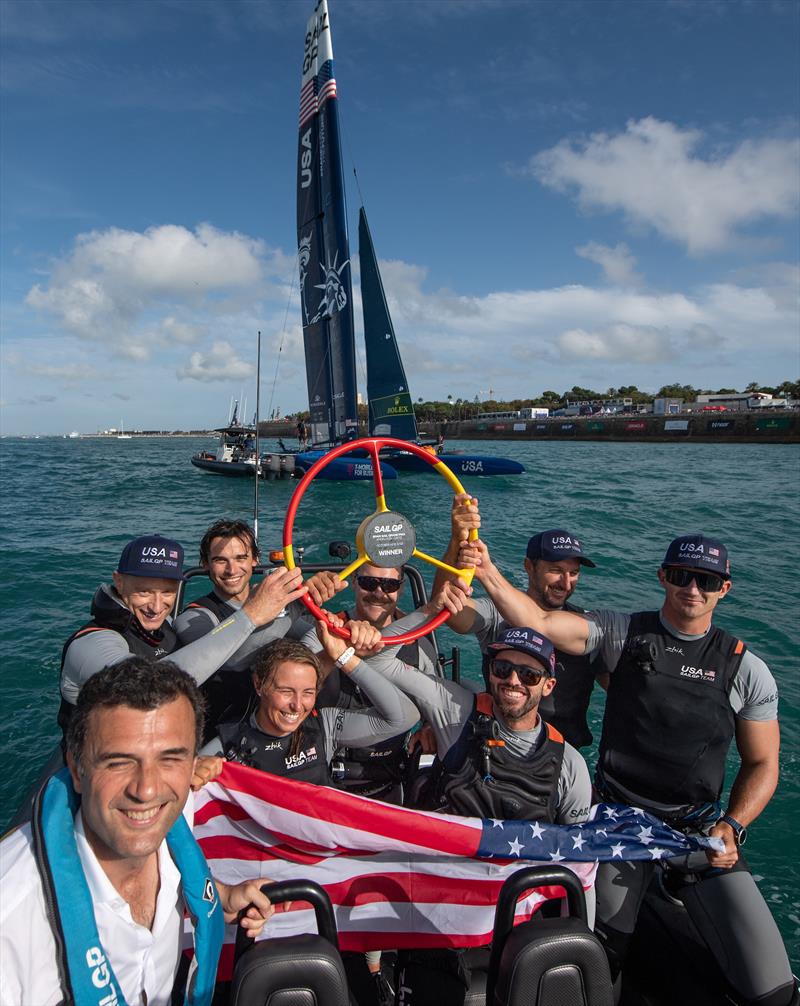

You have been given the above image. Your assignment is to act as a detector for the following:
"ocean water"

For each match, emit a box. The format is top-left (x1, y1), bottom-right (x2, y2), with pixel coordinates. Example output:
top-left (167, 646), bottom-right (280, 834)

top-left (0, 435), bottom-right (797, 962)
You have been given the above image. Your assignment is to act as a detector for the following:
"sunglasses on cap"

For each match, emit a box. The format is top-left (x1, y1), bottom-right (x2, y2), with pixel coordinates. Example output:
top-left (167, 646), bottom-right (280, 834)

top-left (490, 658), bottom-right (548, 686)
top-left (356, 574), bottom-right (403, 594)
top-left (663, 567), bottom-right (724, 593)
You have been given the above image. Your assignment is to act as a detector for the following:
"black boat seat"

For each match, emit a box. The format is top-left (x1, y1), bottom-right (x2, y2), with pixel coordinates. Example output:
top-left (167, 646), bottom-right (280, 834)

top-left (229, 881), bottom-right (351, 1006)
top-left (488, 867), bottom-right (613, 1006)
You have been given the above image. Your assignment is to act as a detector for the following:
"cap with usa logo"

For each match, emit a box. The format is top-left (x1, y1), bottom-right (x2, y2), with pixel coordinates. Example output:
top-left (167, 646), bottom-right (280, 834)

top-left (117, 535), bottom-right (184, 580)
top-left (488, 627), bottom-right (557, 676)
top-left (662, 534), bottom-right (730, 579)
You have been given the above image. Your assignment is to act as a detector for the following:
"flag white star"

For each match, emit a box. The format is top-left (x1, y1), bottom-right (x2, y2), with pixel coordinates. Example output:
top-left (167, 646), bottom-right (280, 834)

top-left (637, 826), bottom-right (654, 845)
top-left (491, 819), bottom-right (504, 829)
top-left (603, 807), bottom-right (619, 821)
top-left (631, 806), bottom-right (646, 816)
top-left (572, 833), bottom-right (585, 851)
top-left (596, 828), bottom-right (608, 838)
top-left (649, 847), bottom-right (666, 860)
top-left (508, 836), bottom-right (523, 856)
top-left (549, 849), bottom-right (565, 862)
top-left (529, 821), bottom-right (545, 840)
top-left (611, 843), bottom-right (625, 858)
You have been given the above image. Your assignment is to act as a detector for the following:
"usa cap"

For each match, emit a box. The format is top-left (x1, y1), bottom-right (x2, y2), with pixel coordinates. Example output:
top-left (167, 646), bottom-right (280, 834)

top-left (662, 534), bottom-right (730, 579)
top-left (526, 529), bottom-right (596, 568)
top-left (117, 535), bottom-right (184, 580)
top-left (488, 627), bottom-right (557, 676)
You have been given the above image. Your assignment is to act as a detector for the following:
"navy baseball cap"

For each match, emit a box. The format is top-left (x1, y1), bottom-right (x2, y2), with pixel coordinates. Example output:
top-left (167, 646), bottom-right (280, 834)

top-left (662, 534), bottom-right (730, 579)
top-left (117, 535), bottom-right (184, 580)
top-left (488, 627), bottom-right (557, 676)
top-left (526, 529), bottom-right (596, 568)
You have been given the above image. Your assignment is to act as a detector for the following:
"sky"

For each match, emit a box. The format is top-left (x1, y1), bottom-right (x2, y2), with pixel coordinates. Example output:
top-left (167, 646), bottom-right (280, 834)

top-left (1, 0), bottom-right (798, 435)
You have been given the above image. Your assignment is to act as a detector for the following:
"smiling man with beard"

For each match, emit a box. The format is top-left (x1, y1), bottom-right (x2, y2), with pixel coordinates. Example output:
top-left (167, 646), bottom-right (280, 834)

top-left (433, 497), bottom-right (605, 749)
top-left (367, 618), bottom-right (591, 1006)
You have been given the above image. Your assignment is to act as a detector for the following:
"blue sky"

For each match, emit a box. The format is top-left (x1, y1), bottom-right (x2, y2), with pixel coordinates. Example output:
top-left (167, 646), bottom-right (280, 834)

top-left (1, 0), bottom-right (798, 434)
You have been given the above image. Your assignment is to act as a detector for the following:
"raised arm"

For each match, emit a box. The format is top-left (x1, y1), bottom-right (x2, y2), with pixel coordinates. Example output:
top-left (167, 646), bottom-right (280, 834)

top-left (431, 493), bottom-right (482, 598)
top-left (315, 620), bottom-right (420, 757)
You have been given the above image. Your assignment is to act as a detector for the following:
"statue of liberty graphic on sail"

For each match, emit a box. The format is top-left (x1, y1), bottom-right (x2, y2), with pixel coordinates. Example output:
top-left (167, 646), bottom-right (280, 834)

top-left (298, 231), bottom-right (350, 326)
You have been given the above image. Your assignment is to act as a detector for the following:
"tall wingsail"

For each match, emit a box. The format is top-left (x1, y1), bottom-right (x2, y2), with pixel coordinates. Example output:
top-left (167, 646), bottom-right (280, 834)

top-left (358, 208), bottom-right (418, 441)
top-left (296, 0), bottom-right (358, 446)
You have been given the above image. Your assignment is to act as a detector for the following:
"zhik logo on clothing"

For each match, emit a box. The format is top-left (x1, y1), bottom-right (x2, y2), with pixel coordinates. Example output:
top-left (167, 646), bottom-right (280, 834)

top-left (202, 878), bottom-right (216, 903)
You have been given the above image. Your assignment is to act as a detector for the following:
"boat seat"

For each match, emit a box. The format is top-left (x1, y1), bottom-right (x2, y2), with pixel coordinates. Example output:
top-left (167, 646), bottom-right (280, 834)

top-left (488, 867), bottom-right (613, 1006)
top-left (229, 881), bottom-right (351, 1006)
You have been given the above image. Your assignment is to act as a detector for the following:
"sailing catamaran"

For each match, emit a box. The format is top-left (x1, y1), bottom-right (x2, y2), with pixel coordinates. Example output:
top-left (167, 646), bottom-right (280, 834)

top-left (294, 1), bottom-right (523, 478)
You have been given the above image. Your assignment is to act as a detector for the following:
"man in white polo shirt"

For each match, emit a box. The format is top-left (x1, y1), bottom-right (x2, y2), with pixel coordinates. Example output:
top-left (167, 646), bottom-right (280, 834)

top-left (0, 658), bottom-right (274, 1006)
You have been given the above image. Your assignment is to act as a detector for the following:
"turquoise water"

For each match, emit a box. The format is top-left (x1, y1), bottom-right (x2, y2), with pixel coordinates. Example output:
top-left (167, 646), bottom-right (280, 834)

top-left (1, 435), bottom-right (797, 962)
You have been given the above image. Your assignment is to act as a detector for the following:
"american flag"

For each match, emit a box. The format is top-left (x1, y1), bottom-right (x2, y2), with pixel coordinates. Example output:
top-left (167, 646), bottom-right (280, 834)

top-left (299, 59), bottom-right (337, 127)
top-left (192, 763), bottom-right (720, 967)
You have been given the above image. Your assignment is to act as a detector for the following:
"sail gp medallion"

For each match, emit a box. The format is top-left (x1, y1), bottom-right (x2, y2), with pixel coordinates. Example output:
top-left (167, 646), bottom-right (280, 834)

top-left (358, 510), bottom-right (417, 566)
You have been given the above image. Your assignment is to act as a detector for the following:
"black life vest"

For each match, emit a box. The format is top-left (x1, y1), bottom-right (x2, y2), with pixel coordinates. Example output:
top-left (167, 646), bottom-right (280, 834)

top-left (185, 591), bottom-right (237, 622)
top-left (218, 711), bottom-right (331, 786)
top-left (597, 611), bottom-right (746, 810)
top-left (430, 694), bottom-right (564, 822)
top-left (58, 587), bottom-right (178, 734)
top-left (317, 612), bottom-right (431, 799)
top-left (540, 601), bottom-right (597, 749)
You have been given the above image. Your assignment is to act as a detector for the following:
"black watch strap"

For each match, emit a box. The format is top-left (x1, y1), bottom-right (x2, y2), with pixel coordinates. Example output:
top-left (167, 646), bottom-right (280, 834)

top-left (720, 812), bottom-right (748, 846)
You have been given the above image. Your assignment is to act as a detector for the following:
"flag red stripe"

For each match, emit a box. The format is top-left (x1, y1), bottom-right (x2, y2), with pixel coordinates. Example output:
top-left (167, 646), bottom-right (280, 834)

top-left (217, 765), bottom-right (482, 856)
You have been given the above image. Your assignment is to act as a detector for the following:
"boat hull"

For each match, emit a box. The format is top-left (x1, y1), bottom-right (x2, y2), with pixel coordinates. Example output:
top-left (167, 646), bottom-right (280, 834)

top-left (294, 451), bottom-right (398, 480)
top-left (191, 456), bottom-right (259, 477)
top-left (386, 451), bottom-right (524, 477)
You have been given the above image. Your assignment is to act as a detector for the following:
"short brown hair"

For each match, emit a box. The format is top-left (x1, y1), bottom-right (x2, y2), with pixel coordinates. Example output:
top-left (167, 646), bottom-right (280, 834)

top-left (199, 519), bottom-right (260, 564)
top-left (67, 658), bottom-right (205, 765)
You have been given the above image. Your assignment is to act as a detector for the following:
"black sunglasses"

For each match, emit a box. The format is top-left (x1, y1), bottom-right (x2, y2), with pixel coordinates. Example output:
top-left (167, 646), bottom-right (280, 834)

top-left (356, 574), bottom-right (403, 593)
top-left (490, 657), bottom-right (548, 686)
top-left (663, 567), bottom-right (724, 593)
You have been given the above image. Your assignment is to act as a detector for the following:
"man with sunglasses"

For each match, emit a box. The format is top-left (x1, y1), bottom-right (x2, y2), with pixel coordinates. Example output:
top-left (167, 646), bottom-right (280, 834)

top-left (371, 621), bottom-right (591, 1005)
top-left (452, 533), bottom-right (792, 1006)
top-left (435, 497), bottom-right (603, 748)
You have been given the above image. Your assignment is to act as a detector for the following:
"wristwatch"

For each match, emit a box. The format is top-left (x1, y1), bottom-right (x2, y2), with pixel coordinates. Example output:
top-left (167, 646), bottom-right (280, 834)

top-left (334, 646), bottom-right (356, 670)
top-left (720, 812), bottom-right (748, 846)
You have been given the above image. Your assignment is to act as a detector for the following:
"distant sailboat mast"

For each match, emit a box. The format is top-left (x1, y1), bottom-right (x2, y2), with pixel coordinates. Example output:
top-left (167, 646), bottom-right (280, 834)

top-left (296, 0), bottom-right (358, 446)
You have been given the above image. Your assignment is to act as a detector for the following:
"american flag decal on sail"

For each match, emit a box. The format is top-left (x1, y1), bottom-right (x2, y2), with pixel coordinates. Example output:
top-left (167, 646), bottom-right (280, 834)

top-left (191, 762), bottom-right (721, 970)
top-left (299, 60), bottom-right (337, 127)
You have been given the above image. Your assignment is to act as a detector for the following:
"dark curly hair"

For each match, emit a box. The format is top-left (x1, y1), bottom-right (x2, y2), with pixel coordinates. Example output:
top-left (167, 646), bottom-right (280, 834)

top-left (67, 657), bottom-right (206, 765)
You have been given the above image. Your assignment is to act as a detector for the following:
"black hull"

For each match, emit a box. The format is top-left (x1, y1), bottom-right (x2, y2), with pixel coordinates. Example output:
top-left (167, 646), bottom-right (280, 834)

top-left (191, 456), bottom-right (258, 477)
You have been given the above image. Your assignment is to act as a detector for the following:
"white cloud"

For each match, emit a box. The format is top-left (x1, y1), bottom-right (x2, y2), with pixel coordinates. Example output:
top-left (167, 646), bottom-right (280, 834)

top-left (25, 223), bottom-right (267, 359)
top-left (177, 340), bottom-right (255, 383)
top-left (369, 253), bottom-right (797, 394)
top-left (576, 241), bottom-right (642, 287)
top-left (558, 324), bottom-right (675, 362)
top-left (530, 118), bottom-right (800, 254)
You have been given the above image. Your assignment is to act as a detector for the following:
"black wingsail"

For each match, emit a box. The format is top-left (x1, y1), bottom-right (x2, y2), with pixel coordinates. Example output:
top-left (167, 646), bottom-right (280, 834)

top-left (296, 0), bottom-right (358, 446)
top-left (358, 208), bottom-right (418, 441)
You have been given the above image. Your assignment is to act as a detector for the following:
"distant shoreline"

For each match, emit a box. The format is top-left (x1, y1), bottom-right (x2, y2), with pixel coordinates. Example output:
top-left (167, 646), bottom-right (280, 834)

top-left (9, 410), bottom-right (798, 444)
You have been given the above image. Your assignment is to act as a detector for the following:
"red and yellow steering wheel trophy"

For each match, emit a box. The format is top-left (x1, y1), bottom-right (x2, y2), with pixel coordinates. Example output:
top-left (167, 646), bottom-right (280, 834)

top-left (282, 437), bottom-right (477, 645)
